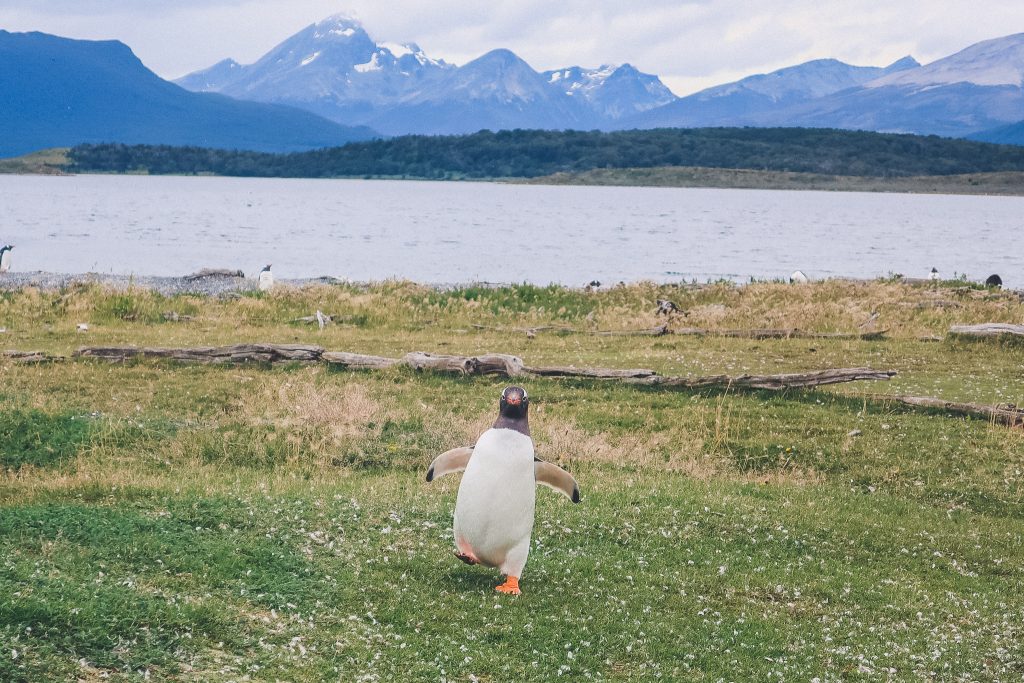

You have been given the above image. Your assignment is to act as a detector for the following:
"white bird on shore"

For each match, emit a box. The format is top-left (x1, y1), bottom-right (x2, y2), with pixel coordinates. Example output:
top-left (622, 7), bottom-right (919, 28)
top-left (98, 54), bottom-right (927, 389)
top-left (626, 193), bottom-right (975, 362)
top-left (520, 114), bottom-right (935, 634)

top-left (0, 245), bottom-right (13, 273)
top-left (790, 270), bottom-right (809, 284)
top-left (315, 309), bottom-right (328, 331)
top-left (258, 264), bottom-right (274, 291)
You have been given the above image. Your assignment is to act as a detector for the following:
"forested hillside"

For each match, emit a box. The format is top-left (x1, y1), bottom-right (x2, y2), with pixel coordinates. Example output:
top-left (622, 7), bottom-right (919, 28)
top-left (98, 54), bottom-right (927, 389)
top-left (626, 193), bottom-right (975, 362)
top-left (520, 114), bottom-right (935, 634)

top-left (68, 127), bottom-right (1024, 179)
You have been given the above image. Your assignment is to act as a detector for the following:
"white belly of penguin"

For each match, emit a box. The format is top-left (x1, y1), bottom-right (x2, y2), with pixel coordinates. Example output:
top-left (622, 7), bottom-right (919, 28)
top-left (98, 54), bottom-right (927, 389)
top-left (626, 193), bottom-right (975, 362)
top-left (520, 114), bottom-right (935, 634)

top-left (454, 428), bottom-right (536, 569)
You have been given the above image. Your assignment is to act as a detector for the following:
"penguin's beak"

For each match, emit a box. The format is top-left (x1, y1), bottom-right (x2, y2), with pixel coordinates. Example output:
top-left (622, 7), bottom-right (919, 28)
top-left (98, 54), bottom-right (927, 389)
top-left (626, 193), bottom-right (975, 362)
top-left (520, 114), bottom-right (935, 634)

top-left (506, 395), bottom-right (521, 406)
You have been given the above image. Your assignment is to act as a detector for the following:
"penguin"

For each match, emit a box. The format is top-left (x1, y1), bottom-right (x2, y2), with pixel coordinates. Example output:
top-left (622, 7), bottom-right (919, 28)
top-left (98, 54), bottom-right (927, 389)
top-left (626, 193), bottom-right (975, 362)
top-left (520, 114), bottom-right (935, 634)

top-left (789, 270), bottom-right (809, 284)
top-left (929, 267), bottom-right (940, 281)
top-left (0, 245), bottom-right (13, 273)
top-left (258, 264), bottom-right (274, 291)
top-left (985, 274), bottom-right (1003, 289)
top-left (656, 299), bottom-right (681, 316)
top-left (426, 386), bottom-right (580, 595)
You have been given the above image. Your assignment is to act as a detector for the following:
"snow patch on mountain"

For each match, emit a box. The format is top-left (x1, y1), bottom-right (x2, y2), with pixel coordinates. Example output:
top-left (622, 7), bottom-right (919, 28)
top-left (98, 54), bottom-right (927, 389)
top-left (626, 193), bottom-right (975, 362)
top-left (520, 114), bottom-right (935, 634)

top-left (541, 64), bottom-right (676, 118)
top-left (868, 33), bottom-right (1024, 88)
top-left (354, 52), bottom-right (384, 73)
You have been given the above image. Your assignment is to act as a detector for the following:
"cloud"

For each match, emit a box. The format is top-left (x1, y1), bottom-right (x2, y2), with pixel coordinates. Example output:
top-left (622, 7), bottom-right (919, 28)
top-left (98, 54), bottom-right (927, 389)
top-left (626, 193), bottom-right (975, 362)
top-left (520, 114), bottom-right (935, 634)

top-left (2, 0), bottom-right (1023, 94)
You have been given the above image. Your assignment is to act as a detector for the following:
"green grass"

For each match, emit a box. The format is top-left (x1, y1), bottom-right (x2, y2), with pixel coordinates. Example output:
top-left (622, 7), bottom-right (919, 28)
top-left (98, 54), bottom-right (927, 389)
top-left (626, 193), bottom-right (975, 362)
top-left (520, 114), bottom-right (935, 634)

top-left (0, 280), bottom-right (1022, 680)
top-left (0, 408), bottom-right (93, 470)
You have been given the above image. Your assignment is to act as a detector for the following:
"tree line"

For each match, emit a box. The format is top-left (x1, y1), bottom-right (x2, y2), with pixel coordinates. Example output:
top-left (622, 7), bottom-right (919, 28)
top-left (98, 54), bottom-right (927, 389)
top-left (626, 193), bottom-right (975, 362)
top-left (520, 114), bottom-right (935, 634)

top-left (67, 127), bottom-right (1024, 179)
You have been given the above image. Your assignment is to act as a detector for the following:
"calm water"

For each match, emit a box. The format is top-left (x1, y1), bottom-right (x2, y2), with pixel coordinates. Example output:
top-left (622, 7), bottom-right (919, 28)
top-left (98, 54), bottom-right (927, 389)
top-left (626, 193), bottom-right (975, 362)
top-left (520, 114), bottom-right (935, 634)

top-left (1, 174), bottom-right (1020, 287)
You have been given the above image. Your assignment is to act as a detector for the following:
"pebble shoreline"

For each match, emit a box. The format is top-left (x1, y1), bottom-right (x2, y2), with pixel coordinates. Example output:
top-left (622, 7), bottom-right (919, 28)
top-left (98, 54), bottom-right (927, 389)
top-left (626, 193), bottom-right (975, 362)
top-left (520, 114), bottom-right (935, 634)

top-left (0, 271), bottom-right (352, 296)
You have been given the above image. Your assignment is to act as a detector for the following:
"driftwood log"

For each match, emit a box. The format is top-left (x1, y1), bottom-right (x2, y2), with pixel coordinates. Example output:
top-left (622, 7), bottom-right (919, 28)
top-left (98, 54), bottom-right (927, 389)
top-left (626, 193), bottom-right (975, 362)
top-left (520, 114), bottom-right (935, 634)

top-left (633, 368), bottom-right (897, 390)
top-left (403, 352), bottom-right (525, 376)
top-left (322, 352), bottom-right (401, 370)
top-left (873, 394), bottom-right (1024, 428)
top-left (948, 324), bottom-right (1024, 340)
top-left (75, 344), bottom-right (324, 364)
top-left (70, 344), bottom-right (894, 393)
top-left (1, 350), bottom-right (64, 364)
top-left (474, 323), bottom-right (885, 341)
top-left (596, 324), bottom-right (670, 337)
top-left (524, 365), bottom-right (657, 379)
top-left (23, 342), bottom-right (1023, 429)
top-left (674, 328), bottom-right (887, 341)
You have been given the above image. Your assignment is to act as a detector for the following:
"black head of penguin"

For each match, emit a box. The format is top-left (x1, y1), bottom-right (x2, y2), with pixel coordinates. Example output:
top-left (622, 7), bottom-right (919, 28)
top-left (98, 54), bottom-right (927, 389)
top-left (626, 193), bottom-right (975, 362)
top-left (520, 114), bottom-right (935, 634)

top-left (493, 386), bottom-right (530, 436)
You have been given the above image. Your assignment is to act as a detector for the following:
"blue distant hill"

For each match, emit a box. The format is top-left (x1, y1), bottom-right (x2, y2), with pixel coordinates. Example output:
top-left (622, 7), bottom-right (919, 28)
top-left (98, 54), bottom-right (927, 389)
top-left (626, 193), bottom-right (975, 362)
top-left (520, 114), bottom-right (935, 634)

top-left (970, 120), bottom-right (1024, 146)
top-left (0, 30), bottom-right (377, 158)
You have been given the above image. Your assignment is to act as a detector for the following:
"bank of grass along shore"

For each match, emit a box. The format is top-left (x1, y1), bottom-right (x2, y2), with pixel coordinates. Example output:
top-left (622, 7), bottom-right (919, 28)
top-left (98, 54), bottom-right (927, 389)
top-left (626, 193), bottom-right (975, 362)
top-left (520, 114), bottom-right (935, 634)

top-left (525, 166), bottom-right (1024, 196)
top-left (1, 279), bottom-right (1022, 681)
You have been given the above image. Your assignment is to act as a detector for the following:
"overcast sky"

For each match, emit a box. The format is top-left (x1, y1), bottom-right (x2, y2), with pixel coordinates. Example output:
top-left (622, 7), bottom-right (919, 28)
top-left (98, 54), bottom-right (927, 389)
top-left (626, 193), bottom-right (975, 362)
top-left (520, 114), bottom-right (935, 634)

top-left (3, 1), bottom-right (1024, 95)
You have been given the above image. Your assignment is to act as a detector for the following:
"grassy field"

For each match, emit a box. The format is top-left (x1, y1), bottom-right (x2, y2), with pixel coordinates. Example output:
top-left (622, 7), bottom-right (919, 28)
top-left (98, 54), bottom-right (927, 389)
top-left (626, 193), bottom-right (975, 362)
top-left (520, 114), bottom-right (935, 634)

top-left (0, 149), bottom-right (71, 176)
top-left (526, 167), bottom-right (1024, 196)
top-left (1, 279), bottom-right (1022, 681)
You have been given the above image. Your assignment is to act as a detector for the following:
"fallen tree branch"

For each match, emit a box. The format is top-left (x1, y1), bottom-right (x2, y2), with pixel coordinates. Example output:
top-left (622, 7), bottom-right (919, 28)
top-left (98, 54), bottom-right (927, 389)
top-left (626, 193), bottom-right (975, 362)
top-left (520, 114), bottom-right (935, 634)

top-left (595, 324), bottom-right (670, 337)
top-left (674, 327), bottom-right (888, 340)
top-left (75, 344), bottom-right (324, 364)
top-left (871, 394), bottom-right (1024, 428)
top-left (949, 324), bottom-right (1024, 340)
top-left (70, 345), bottom-right (894, 393)
top-left (524, 365), bottom-right (657, 379)
top-left (322, 352), bottom-right (401, 370)
top-left (472, 323), bottom-right (888, 341)
top-left (632, 367), bottom-right (898, 390)
top-left (1, 350), bottom-right (64, 364)
top-left (471, 324), bottom-right (578, 334)
top-left (404, 352), bottom-right (525, 376)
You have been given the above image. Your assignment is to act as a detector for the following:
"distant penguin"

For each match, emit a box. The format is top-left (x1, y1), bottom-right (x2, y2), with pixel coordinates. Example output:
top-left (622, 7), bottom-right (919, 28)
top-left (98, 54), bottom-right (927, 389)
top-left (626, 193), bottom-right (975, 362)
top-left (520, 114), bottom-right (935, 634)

top-left (0, 245), bottom-right (13, 273)
top-left (985, 274), bottom-right (1003, 289)
top-left (656, 299), bottom-right (681, 316)
top-left (929, 267), bottom-right (940, 281)
top-left (258, 264), bottom-right (274, 291)
top-left (426, 386), bottom-right (580, 595)
top-left (790, 270), bottom-right (809, 284)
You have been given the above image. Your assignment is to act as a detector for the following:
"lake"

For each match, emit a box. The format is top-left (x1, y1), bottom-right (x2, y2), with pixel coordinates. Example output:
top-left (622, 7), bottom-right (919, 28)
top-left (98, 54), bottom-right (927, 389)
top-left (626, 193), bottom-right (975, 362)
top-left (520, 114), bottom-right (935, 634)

top-left (1, 174), bottom-right (1019, 287)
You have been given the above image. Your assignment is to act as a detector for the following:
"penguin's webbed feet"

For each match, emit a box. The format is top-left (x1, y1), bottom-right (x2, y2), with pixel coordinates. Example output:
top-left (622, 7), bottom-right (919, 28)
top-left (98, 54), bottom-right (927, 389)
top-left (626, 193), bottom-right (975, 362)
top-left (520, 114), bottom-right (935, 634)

top-left (495, 576), bottom-right (521, 595)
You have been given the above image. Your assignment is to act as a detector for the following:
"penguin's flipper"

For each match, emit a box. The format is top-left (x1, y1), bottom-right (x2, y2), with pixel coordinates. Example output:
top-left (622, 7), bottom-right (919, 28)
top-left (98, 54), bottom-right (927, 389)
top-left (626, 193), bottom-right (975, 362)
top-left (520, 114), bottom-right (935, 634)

top-left (534, 460), bottom-right (581, 503)
top-left (425, 446), bottom-right (474, 482)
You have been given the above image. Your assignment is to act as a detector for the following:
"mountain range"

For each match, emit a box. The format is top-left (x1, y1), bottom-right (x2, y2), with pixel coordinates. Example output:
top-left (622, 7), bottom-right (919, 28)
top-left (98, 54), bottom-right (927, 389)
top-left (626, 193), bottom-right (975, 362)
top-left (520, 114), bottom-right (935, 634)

top-left (3, 17), bottom-right (1024, 158)
top-left (0, 29), bottom-right (374, 158)
top-left (176, 14), bottom-right (675, 135)
top-left (175, 16), bottom-right (1024, 144)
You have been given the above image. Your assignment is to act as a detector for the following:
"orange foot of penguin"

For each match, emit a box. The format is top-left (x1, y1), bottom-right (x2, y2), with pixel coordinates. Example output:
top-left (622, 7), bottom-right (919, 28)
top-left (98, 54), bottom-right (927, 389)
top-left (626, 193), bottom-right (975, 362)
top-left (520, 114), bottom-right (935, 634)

top-left (454, 551), bottom-right (479, 565)
top-left (495, 576), bottom-right (521, 595)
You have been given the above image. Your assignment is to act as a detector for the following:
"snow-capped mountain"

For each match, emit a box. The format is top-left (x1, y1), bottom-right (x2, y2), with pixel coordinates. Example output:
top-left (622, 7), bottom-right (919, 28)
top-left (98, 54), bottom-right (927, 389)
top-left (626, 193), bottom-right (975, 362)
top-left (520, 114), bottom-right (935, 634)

top-left (868, 33), bottom-right (1024, 88)
top-left (175, 14), bottom-right (452, 126)
top-left (627, 56), bottom-right (919, 128)
top-left (542, 64), bottom-right (676, 120)
top-left (368, 49), bottom-right (598, 135)
top-left (177, 15), bottom-right (670, 134)
top-left (769, 34), bottom-right (1024, 137)
top-left (174, 19), bottom-right (1024, 144)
